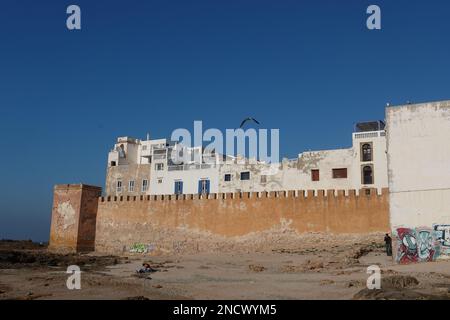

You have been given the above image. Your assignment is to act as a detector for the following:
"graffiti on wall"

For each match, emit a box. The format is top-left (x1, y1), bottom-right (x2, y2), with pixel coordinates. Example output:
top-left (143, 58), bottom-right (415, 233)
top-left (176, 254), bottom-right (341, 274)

top-left (129, 243), bottom-right (156, 254)
top-left (395, 228), bottom-right (418, 264)
top-left (394, 227), bottom-right (442, 264)
top-left (417, 228), bottom-right (437, 262)
top-left (173, 240), bottom-right (187, 254)
top-left (434, 224), bottom-right (450, 254)
top-left (129, 243), bottom-right (147, 253)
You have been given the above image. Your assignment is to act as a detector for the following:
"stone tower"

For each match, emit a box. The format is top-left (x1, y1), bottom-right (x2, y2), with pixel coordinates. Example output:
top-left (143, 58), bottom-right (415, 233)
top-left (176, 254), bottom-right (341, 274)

top-left (48, 184), bottom-right (102, 253)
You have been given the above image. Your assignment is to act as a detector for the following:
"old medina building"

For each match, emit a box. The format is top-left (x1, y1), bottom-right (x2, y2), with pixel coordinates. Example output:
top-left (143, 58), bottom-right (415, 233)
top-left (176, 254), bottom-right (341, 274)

top-left (49, 100), bottom-right (450, 264)
top-left (105, 120), bottom-right (388, 197)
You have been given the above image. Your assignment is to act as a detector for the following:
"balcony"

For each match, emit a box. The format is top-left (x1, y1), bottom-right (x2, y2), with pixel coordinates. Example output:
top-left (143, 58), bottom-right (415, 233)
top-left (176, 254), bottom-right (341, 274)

top-left (353, 131), bottom-right (381, 139)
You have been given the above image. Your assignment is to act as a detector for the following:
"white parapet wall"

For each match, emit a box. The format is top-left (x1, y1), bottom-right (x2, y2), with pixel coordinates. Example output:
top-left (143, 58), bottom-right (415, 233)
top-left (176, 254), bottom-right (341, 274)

top-left (386, 100), bottom-right (450, 264)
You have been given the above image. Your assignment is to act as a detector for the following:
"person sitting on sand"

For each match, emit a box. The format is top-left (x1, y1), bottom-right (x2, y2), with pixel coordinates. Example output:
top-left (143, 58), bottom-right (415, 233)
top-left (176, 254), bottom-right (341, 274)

top-left (137, 262), bottom-right (154, 273)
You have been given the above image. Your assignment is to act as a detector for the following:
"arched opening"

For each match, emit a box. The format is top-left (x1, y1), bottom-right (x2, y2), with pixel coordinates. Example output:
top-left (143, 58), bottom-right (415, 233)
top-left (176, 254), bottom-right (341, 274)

top-left (363, 165), bottom-right (374, 185)
top-left (362, 143), bottom-right (372, 162)
top-left (118, 144), bottom-right (126, 158)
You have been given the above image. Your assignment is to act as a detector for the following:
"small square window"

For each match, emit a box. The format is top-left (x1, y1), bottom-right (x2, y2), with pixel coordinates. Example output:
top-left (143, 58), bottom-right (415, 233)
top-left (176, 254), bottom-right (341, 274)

top-left (260, 175), bottom-right (267, 183)
top-left (157, 178), bottom-right (163, 184)
top-left (332, 168), bottom-right (347, 179)
top-left (224, 174), bottom-right (231, 182)
top-left (240, 171), bottom-right (250, 180)
top-left (155, 163), bottom-right (164, 171)
top-left (116, 180), bottom-right (122, 193)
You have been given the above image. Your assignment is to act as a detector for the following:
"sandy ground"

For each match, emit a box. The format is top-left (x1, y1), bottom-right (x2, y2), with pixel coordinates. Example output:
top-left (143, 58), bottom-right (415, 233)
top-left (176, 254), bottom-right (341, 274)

top-left (1, 235), bottom-right (450, 300)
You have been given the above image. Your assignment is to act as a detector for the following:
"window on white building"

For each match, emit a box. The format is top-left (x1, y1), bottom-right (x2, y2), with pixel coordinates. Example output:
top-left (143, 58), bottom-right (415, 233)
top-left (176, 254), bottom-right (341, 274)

top-left (332, 168), bottom-right (348, 179)
top-left (362, 165), bottom-right (374, 185)
top-left (157, 178), bottom-right (163, 184)
top-left (361, 143), bottom-right (373, 162)
top-left (142, 179), bottom-right (149, 192)
top-left (129, 180), bottom-right (135, 192)
top-left (116, 180), bottom-right (122, 193)
top-left (224, 174), bottom-right (232, 182)
top-left (240, 172), bottom-right (250, 180)
top-left (155, 163), bottom-right (164, 171)
top-left (311, 169), bottom-right (320, 182)
top-left (260, 175), bottom-right (267, 183)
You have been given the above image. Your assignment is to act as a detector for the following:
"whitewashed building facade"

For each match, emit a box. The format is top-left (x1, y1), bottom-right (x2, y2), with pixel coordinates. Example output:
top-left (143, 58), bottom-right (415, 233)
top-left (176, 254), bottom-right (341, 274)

top-left (105, 120), bottom-right (388, 196)
top-left (386, 100), bottom-right (450, 263)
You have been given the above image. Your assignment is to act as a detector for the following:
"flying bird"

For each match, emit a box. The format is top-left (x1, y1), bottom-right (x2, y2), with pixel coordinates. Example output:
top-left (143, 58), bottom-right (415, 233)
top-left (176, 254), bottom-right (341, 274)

top-left (239, 117), bottom-right (260, 128)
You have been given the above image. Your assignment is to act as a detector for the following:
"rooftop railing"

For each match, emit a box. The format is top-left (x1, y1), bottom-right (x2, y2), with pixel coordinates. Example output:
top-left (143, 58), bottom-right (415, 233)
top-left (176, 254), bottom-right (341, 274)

top-left (168, 164), bottom-right (216, 171)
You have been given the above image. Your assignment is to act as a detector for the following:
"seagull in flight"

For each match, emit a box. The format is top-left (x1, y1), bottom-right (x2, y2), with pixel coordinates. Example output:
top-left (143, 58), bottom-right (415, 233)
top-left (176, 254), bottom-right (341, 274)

top-left (239, 117), bottom-right (260, 128)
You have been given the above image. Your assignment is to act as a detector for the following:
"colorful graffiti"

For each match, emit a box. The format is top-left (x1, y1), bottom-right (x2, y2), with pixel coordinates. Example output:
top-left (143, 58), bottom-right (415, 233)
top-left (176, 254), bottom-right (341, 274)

top-left (394, 227), bottom-right (442, 264)
top-left (128, 243), bottom-right (157, 254)
top-left (434, 224), bottom-right (450, 254)
top-left (395, 228), bottom-right (418, 264)
top-left (417, 229), bottom-right (436, 262)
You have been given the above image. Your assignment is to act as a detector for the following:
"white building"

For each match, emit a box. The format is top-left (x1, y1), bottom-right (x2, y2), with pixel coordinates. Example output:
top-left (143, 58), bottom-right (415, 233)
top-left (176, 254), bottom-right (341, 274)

top-left (386, 100), bottom-right (450, 263)
top-left (105, 120), bottom-right (388, 197)
top-left (218, 121), bottom-right (387, 194)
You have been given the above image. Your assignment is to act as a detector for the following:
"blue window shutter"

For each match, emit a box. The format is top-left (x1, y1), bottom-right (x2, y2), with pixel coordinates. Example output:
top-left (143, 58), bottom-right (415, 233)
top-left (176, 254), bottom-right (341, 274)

top-left (198, 180), bottom-right (202, 194)
top-left (174, 182), bottom-right (177, 194)
top-left (206, 180), bottom-right (210, 193)
top-left (175, 181), bottom-right (183, 195)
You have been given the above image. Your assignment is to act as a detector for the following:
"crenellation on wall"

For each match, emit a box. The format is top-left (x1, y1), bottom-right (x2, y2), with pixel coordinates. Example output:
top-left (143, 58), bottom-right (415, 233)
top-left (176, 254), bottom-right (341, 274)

top-left (91, 186), bottom-right (389, 253)
top-left (98, 188), bottom-right (389, 204)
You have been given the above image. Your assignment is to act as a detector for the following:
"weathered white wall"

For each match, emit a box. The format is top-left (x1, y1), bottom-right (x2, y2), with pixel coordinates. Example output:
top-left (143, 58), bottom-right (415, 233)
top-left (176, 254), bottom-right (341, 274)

top-left (386, 100), bottom-right (450, 263)
top-left (296, 148), bottom-right (355, 192)
top-left (350, 131), bottom-right (388, 191)
top-left (218, 132), bottom-right (387, 194)
top-left (106, 129), bottom-right (388, 196)
top-left (149, 166), bottom-right (219, 195)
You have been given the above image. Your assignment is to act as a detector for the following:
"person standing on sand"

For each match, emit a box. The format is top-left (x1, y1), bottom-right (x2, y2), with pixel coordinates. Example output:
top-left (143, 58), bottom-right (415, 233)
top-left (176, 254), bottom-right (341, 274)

top-left (384, 233), bottom-right (392, 256)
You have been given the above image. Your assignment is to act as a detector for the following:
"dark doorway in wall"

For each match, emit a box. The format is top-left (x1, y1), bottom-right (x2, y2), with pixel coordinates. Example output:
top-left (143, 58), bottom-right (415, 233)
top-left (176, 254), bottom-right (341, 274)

top-left (362, 165), bottom-right (374, 185)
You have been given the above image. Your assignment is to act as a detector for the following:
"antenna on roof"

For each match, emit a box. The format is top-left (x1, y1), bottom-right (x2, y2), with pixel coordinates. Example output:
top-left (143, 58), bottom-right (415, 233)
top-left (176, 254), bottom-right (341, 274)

top-left (146, 133), bottom-right (150, 141)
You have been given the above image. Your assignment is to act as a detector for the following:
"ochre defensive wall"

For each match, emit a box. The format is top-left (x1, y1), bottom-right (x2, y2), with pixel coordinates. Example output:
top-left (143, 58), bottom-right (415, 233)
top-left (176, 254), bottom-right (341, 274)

top-left (49, 184), bottom-right (389, 253)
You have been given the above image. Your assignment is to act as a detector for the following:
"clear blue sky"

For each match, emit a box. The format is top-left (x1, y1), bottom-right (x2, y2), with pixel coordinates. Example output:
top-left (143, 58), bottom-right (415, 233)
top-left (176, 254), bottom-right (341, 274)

top-left (1, 0), bottom-right (449, 241)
